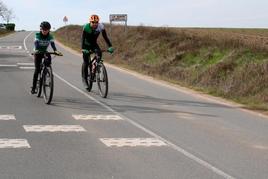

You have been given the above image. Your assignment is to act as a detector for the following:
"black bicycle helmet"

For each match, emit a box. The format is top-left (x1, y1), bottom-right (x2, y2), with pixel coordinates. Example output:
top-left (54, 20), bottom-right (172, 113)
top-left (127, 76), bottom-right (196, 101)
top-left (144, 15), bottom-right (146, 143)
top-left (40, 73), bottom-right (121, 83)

top-left (40, 21), bottom-right (51, 30)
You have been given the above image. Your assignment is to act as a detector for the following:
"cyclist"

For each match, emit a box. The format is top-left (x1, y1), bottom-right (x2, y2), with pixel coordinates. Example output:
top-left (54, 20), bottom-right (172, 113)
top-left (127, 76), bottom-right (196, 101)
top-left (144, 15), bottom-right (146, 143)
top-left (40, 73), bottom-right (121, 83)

top-left (81, 14), bottom-right (114, 90)
top-left (31, 21), bottom-right (61, 94)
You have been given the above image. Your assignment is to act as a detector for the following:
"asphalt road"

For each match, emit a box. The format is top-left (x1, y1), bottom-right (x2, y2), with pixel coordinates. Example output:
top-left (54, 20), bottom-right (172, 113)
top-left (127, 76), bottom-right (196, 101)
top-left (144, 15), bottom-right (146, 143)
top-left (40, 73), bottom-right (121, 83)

top-left (0, 31), bottom-right (267, 179)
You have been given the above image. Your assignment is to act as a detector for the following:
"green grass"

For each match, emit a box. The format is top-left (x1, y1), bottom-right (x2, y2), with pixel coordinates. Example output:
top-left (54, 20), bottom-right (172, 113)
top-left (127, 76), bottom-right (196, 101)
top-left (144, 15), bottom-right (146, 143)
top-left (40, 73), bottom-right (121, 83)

top-left (177, 48), bottom-right (227, 68)
top-left (144, 50), bottom-right (159, 65)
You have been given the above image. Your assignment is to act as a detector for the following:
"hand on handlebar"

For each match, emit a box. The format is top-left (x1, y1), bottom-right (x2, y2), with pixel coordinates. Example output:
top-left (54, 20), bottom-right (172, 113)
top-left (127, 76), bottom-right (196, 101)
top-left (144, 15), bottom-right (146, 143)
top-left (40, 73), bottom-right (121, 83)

top-left (82, 49), bottom-right (90, 54)
top-left (32, 50), bottom-right (41, 55)
top-left (54, 50), bottom-right (63, 56)
top-left (107, 47), bottom-right (114, 54)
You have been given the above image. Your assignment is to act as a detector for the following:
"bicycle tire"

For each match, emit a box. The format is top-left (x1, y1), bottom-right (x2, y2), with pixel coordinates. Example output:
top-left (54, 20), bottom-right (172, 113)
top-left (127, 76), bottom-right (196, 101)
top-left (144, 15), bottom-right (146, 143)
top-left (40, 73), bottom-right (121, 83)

top-left (81, 63), bottom-right (93, 92)
top-left (36, 72), bottom-right (42, 97)
top-left (42, 67), bottom-right (54, 104)
top-left (97, 63), bottom-right (108, 98)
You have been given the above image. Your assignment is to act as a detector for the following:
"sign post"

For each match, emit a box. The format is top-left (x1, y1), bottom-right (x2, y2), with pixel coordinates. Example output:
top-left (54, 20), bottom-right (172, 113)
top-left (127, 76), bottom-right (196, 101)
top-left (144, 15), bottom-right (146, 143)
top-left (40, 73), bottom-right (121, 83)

top-left (63, 16), bottom-right (68, 25)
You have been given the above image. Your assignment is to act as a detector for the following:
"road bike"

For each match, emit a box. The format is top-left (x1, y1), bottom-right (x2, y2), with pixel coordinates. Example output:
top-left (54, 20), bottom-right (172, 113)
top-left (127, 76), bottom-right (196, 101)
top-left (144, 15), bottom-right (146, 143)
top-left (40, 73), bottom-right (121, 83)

top-left (32, 51), bottom-right (63, 104)
top-left (82, 50), bottom-right (109, 98)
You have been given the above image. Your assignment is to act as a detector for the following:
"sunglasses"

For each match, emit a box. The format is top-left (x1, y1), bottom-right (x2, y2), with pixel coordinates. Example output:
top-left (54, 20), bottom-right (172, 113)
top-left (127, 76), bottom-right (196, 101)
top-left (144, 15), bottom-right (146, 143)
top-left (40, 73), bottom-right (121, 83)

top-left (91, 21), bottom-right (98, 24)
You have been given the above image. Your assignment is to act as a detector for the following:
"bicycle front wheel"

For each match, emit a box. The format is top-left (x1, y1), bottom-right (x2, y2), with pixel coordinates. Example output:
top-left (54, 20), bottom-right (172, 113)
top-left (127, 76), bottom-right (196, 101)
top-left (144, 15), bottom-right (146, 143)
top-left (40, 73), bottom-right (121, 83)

top-left (42, 66), bottom-right (54, 104)
top-left (96, 63), bottom-right (108, 98)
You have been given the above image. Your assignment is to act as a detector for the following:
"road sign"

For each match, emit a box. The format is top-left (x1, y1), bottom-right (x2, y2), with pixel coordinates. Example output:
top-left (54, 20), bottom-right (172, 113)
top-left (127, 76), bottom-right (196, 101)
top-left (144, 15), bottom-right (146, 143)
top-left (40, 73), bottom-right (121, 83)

top-left (63, 16), bottom-right (68, 25)
top-left (109, 14), bottom-right (128, 34)
top-left (109, 14), bottom-right (127, 22)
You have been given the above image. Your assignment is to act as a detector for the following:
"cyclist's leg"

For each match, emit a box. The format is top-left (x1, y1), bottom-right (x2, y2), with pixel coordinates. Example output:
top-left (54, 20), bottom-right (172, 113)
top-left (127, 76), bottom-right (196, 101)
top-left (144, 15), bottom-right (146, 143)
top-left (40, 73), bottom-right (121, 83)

top-left (94, 44), bottom-right (102, 62)
top-left (31, 54), bottom-right (43, 94)
top-left (82, 51), bottom-right (90, 88)
top-left (91, 44), bottom-right (102, 74)
top-left (44, 53), bottom-right (52, 66)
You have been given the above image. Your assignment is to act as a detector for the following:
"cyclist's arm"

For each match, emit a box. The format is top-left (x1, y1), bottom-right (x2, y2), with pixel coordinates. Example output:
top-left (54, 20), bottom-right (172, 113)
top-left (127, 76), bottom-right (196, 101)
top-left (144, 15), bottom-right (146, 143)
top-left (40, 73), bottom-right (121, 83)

top-left (50, 41), bottom-right (57, 51)
top-left (81, 30), bottom-right (87, 49)
top-left (49, 35), bottom-right (57, 51)
top-left (34, 38), bottom-right (40, 50)
top-left (102, 29), bottom-right (112, 47)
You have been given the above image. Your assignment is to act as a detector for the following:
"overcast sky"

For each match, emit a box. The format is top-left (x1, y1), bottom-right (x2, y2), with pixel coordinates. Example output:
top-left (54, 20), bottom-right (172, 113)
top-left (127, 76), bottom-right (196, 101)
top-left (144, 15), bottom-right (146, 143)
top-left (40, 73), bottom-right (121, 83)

top-left (1, 0), bottom-right (268, 30)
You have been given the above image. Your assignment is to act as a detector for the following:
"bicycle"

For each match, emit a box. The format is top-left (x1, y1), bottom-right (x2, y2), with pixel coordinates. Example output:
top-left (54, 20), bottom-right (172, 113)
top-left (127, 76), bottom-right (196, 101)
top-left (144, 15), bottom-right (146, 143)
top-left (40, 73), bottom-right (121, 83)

top-left (32, 51), bottom-right (63, 104)
top-left (82, 50), bottom-right (109, 98)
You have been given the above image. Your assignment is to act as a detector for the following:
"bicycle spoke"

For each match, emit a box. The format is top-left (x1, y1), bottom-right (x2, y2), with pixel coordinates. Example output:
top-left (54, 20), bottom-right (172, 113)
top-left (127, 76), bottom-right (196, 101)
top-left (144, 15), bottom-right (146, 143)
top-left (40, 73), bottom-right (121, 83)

top-left (43, 67), bottom-right (54, 104)
top-left (97, 63), bottom-right (108, 98)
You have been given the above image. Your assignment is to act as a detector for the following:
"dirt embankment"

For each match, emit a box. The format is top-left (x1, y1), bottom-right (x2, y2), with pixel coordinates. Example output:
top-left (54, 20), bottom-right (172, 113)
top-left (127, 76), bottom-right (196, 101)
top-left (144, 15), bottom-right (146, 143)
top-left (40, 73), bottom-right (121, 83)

top-left (55, 25), bottom-right (268, 111)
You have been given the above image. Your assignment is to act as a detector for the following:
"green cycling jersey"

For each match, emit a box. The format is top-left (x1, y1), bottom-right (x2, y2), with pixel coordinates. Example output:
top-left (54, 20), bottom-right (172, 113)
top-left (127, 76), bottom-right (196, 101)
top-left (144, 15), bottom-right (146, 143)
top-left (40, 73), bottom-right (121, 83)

top-left (81, 23), bottom-right (112, 49)
top-left (34, 32), bottom-right (57, 52)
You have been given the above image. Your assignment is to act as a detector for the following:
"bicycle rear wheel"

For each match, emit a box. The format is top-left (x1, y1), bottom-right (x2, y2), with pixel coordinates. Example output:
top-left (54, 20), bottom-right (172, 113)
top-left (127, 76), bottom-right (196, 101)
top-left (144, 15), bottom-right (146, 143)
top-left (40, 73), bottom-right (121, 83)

top-left (36, 72), bottom-right (42, 97)
top-left (97, 63), bottom-right (108, 98)
top-left (42, 66), bottom-right (54, 104)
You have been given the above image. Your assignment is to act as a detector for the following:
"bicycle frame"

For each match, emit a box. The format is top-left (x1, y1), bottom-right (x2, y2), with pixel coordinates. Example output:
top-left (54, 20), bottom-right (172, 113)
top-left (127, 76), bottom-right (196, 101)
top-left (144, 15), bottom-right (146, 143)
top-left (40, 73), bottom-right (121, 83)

top-left (32, 51), bottom-right (63, 104)
top-left (82, 50), bottom-right (109, 98)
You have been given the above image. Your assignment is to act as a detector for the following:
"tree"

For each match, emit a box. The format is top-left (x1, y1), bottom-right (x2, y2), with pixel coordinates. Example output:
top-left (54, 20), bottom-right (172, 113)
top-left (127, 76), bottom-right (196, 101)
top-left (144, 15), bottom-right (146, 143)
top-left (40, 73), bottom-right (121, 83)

top-left (0, 1), bottom-right (7, 19)
top-left (0, 1), bottom-right (15, 23)
top-left (3, 9), bottom-right (14, 23)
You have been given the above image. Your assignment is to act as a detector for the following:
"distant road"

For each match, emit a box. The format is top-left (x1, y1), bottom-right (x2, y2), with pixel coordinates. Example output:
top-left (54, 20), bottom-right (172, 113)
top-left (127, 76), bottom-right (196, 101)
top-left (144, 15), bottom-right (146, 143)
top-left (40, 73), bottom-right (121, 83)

top-left (0, 31), bottom-right (267, 179)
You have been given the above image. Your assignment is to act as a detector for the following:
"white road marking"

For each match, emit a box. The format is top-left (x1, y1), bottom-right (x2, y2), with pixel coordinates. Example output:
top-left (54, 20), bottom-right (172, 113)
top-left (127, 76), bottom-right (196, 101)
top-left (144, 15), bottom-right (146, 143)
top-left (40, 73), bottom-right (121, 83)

top-left (23, 125), bottom-right (86, 132)
top-left (176, 112), bottom-right (193, 119)
top-left (0, 46), bottom-right (22, 50)
top-left (19, 67), bottom-right (35, 70)
top-left (17, 63), bottom-right (34, 66)
top-left (0, 139), bottom-right (30, 148)
top-left (17, 63), bottom-right (35, 70)
top-left (72, 114), bottom-right (123, 120)
top-left (0, 115), bottom-right (16, 120)
top-left (100, 138), bottom-right (167, 147)
top-left (0, 64), bottom-right (17, 67)
top-left (53, 73), bottom-right (235, 179)
top-left (23, 31), bottom-right (33, 51)
top-left (253, 145), bottom-right (268, 150)
top-left (0, 64), bottom-right (34, 69)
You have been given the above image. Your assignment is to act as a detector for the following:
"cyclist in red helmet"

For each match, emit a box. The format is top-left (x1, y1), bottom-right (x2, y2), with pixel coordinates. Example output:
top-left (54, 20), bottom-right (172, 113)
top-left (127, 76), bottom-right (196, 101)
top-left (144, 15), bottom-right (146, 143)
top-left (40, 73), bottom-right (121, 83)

top-left (81, 14), bottom-right (114, 90)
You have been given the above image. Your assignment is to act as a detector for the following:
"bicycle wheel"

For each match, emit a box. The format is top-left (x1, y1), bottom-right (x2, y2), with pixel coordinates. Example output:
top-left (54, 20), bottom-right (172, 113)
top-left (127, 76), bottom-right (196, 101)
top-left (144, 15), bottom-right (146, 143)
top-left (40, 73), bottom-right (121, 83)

top-left (42, 66), bottom-right (54, 104)
top-left (96, 63), bottom-right (108, 98)
top-left (81, 63), bottom-right (93, 92)
top-left (36, 72), bottom-right (42, 97)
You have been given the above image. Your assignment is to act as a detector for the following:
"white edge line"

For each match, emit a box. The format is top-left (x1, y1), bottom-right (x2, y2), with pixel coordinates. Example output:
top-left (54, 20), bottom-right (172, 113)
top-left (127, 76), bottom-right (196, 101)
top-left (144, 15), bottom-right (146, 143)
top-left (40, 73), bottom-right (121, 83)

top-left (53, 72), bottom-right (235, 179)
top-left (23, 31), bottom-right (34, 51)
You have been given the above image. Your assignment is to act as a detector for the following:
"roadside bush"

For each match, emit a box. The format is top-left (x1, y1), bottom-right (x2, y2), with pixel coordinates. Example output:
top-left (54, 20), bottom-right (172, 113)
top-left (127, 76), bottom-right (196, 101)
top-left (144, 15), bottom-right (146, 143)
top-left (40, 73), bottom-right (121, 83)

top-left (5, 23), bottom-right (15, 31)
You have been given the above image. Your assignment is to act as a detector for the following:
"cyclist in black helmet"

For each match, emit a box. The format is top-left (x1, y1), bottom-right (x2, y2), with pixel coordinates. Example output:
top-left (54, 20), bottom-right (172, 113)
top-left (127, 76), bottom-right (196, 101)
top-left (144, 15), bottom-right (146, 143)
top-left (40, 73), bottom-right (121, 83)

top-left (30, 21), bottom-right (61, 94)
